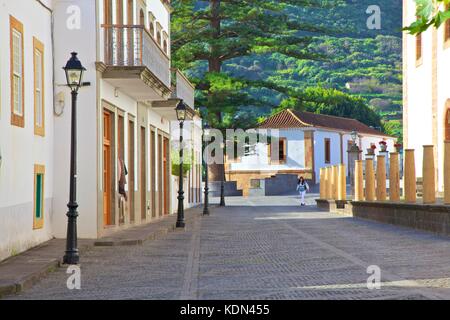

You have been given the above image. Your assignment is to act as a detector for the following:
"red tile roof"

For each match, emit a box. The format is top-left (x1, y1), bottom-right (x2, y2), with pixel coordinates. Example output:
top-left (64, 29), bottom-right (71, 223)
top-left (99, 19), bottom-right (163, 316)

top-left (259, 109), bottom-right (392, 137)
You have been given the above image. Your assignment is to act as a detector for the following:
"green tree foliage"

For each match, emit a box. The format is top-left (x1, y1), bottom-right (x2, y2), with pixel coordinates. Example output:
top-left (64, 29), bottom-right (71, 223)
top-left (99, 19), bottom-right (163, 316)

top-left (171, 0), bottom-right (335, 129)
top-left (273, 87), bottom-right (383, 129)
top-left (404, 0), bottom-right (450, 34)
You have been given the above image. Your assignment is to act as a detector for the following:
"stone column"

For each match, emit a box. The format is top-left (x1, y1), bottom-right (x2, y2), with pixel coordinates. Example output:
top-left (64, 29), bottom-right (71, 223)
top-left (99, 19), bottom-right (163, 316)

top-left (389, 152), bottom-right (400, 201)
top-left (365, 159), bottom-right (375, 201)
top-left (338, 164), bottom-right (346, 201)
top-left (445, 141), bottom-right (450, 205)
top-left (354, 160), bottom-right (364, 201)
top-left (376, 155), bottom-right (387, 201)
top-left (325, 167), bottom-right (331, 200)
top-left (422, 145), bottom-right (436, 204)
top-left (404, 149), bottom-right (416, 203)
top-left (332, 165), bottom-right (339, 200)
top-left (319, 168), bottom-right (325, 199)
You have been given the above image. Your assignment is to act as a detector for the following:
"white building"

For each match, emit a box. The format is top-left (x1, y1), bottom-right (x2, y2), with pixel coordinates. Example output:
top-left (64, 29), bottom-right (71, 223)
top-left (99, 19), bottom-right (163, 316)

top-left (403, 0), bottom-right (450, 192)
top-left (226, 109), bottom-right (395, 196)
top-left (0, 0), bottom-right (202, 262)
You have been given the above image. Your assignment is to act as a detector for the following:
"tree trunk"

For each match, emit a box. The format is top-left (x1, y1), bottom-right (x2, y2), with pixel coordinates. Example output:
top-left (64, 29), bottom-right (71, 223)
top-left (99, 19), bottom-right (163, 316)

top-left (207, 0), bottom-right (225, 182)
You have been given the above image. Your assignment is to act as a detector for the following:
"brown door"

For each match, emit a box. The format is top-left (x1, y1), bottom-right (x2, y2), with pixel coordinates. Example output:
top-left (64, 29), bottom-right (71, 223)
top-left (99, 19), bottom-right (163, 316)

top-left (446, 109), bottom-right (450, 141)
top-left (128, 120), bottom-right (135, 223)
top-left (151, 130), bottom-right (156, 218)
top-left (158, 134), bottom-right (163, 217)
top-left (163, 137), bottom-right (170, 215)
top-left (103, 111), bottom-right (112, 226)
top-left (104, 0), bottom-right (113, 64)
top-left (116, 0), bottom-right (124, 64)
top-left (140, 127), bottom-right (146, 221)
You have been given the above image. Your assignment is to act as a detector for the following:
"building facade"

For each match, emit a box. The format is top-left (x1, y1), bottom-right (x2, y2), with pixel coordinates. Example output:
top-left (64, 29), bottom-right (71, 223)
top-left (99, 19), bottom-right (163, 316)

top-left (403, 0), bottom-right (450, 192)
top-left (0, 0), bottom-right (201, 261)
top-left (226, 109), bottom-right (395, 196)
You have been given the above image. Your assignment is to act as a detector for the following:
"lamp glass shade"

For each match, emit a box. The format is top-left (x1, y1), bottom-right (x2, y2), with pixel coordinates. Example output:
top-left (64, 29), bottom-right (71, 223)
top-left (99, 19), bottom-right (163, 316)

top-left (351, 130), bottom-right (358, 143)
top-left (63, 52), bottom-right (86, 91)
top-left (66, 69), bottom-right (83, 90)
top-left (175, 101), bottom-right (187, 122)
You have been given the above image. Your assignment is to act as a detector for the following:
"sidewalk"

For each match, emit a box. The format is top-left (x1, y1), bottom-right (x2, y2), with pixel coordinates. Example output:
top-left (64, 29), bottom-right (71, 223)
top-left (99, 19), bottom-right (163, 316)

top-left (0, 206), bottom-right (203, 298)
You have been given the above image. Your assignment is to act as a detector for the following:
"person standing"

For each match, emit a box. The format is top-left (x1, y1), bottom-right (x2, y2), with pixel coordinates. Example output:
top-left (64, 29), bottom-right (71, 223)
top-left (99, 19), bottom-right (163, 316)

top-left (296, 176), bottom-right (309, 206)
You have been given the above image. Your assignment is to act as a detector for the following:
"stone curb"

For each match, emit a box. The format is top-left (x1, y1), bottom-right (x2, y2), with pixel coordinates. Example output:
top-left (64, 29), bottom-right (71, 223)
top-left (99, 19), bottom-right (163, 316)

top-left (93, 213), bottom-right (199, 247)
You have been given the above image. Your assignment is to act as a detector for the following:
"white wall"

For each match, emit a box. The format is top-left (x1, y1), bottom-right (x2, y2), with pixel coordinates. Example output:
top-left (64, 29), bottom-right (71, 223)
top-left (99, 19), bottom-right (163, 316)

top-left (404, 0), bottom-right (450, 191)
top-left (0, 0), bottom-right (54, 260)
top-left (229, 129), bottom-right (306, 171)
top-left (52, 0), bottom-right (98, 238)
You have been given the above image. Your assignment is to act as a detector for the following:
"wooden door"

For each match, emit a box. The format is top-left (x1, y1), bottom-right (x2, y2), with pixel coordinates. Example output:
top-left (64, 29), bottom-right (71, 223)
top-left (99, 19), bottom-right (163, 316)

top-left (140, 127), bottom-right (146, 221)
top-left (104, 0), bottom-right (113, 64)
top-left (158, 134), bottom-right (163, 217)
top-left (128, 120), bottom-right (135, 223)
top-left (103, 111), bottom-right (112, 226)
top-left (446, 109), bottom-right (450, 141)
top-left (150, 130), bottom-right (156, 218)
top-left (116, 0), bottom-right (124, 64)
top-left (163, 137), bottom-right (170, 215)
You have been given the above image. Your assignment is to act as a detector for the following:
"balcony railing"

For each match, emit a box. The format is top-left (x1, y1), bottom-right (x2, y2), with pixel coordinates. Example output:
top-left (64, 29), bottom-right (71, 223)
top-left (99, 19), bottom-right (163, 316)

top-left (102, 24), bottom-right (171, 89)
top-left (171, 69), bottom-right (195, 108)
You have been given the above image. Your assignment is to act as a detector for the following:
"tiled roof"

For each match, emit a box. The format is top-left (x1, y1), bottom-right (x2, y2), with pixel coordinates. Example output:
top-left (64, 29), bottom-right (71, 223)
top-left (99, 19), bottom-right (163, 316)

top-left (259, 109), bottom-right (391, 137)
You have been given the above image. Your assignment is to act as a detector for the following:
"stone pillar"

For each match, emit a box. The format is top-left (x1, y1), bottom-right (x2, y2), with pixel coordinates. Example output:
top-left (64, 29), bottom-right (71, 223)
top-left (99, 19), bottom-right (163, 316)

top-left (365, 159), bottom-right (375, 201)
top-left (389, 152), bottom-right (400, 201)
top-left (422, 145), bottom-right (436, 204)
top-left (354, 160), bottom-right (364, 201)
top-left (376, 155), bottom-right (387, 201)
top-left (325, 167), bottom-right (331, 200)
top-left (332, 165), bottom-right (339, 200)
top-left (319, 168), bottom-right (325, 199)
top-left (445, 141), bottom-right (450, 205)
top-left (404, 149), bottom-right (416, 203)
top-left (338, 164), bottom-right (346, 201)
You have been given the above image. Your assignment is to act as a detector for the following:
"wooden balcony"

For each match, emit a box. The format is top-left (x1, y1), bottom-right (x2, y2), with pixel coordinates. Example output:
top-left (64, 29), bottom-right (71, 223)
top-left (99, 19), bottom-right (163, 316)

top-left (96, 25), bottom-right (171, 100)
top-left (171, 69), bottom-right (195, 108)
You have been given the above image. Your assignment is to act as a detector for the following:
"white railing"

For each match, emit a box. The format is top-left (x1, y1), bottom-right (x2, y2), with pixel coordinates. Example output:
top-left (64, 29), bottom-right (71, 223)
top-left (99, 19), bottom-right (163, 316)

top-left (102, 25), bottom-right (171, 88)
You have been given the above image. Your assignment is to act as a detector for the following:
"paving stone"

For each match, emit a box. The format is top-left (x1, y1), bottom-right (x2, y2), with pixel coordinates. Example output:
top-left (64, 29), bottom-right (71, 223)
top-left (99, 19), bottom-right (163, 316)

top-left (6, 195), bottom-right (450, 300)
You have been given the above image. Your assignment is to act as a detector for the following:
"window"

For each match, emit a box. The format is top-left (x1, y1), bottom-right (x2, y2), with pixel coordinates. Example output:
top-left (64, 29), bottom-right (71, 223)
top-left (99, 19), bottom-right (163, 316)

top-left (34, 165), bottom-right (45, 229)
top-left (157, 31), bottom-right (162, 46)
top-left (269, 137), bottom-right (287, 164)
top-left (163, 40), bottom-right (168, 54)
top-left (10, 16), bottom-right (24, 127)
top-left (324, 138), bottom-right (331, 164)
top-left (34, 38), bottom-right (45, 136)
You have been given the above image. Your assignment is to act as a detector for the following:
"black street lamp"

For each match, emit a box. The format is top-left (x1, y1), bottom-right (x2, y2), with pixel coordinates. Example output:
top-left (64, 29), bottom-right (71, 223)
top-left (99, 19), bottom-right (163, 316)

top-left (220, 142), bottom-right (226, 207)
top-left (62, 52), bottom-right (85, 265)
top-left (203, 123), bottom-right (210, 216)
top-left (175, 100), bottom-right (187, 228)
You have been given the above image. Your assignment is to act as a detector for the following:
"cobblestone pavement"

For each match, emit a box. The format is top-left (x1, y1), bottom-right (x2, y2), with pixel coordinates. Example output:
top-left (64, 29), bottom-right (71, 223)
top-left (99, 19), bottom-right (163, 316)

top-left (8, 194), bottom-right (450, 300)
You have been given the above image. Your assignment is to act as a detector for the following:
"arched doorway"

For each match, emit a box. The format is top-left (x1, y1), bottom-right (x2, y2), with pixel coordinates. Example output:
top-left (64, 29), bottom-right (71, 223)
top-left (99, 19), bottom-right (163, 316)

top-left (446, 101), bottom-right (450, 141)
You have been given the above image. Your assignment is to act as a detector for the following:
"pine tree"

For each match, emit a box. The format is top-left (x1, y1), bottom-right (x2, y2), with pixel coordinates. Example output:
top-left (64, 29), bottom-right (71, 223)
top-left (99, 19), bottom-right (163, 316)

top-left (171, 0), bottom-right (333, 180)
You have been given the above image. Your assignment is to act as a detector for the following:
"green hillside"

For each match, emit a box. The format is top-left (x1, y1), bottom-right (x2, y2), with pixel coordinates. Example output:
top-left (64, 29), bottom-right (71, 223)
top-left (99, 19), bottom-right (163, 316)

top-left (174, 0), bottom-right (403, 140)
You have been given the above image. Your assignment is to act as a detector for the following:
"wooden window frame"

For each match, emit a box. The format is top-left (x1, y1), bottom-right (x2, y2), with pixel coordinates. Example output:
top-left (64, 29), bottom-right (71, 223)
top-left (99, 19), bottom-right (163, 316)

top-left (10, 15), bottom-right (25, 128)
top-left (33, 164), bottom-right (45, 229)
top-left (33, 37), bottom-right (45, 136)
top-left (416, 32), bottom-right (423, 66)
top-left (324, 138), bottom-right (331, 164)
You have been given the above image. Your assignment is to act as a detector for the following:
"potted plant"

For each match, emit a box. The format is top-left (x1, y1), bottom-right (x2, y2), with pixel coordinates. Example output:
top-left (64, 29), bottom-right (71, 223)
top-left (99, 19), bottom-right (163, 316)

top-left (394, 143), bottom-right (403, 153)
top-left (367, 144), bottom-right (376, 155)
top-left (379, 140), bottom-right (387, 152)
